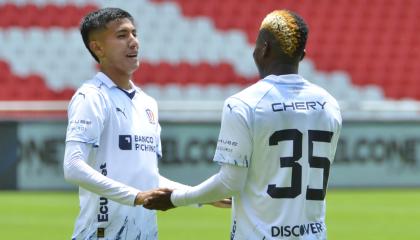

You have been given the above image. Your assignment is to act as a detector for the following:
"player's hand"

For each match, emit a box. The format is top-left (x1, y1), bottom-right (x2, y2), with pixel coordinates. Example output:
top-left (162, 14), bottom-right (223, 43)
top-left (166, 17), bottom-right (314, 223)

top-left (143, 188), bottom-right (175, 211)
top-left (207, 198), bottom-right (232, 208)
top-left (135, 188), bottom-right (173, 206)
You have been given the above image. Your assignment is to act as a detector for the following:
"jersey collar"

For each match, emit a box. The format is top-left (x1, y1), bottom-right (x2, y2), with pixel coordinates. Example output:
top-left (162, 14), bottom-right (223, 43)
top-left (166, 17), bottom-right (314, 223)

top-left (95, 72), bottom-right (116, 88)
top-left (263, 74), bottom-right (306, 84)
top-left (95, 72), bottom-right (140, 92)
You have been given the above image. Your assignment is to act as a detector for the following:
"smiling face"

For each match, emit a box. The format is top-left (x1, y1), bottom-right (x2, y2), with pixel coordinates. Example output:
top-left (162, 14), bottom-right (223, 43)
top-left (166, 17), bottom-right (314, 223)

top-left (89, 18), bottom-right (139, 76)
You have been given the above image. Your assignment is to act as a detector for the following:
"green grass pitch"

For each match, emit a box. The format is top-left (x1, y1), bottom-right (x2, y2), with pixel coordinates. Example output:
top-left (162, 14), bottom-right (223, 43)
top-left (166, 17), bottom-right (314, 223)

top-left (0, 189), bottom-right (419, 239)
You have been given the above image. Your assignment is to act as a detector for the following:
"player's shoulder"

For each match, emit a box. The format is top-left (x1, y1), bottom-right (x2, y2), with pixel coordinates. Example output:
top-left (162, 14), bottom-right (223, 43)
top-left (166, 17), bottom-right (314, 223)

top-left (75, 72), bottom-right (123, 97)
top-left (304, 79), bottom-right (342, 124)
top-left (136, 87), bottom-right (157, 103)
top-left (136, 88), bottom-right (158, 108)
top-left (67, 76), bottom-right (114, 115)
top-left (306, 80), bottom-right (340, 109)
top-left (227, 80), bottom-right (274, 109)
top-left (71, 78), bottom-right (107, 101)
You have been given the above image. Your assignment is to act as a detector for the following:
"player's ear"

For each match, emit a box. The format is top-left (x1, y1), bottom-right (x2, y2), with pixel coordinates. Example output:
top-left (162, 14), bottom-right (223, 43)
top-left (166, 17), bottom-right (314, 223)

top-left (89, 40), bottom-right (105, 60)
top-left (262, 40), bottom-right (270, 57)
top-left (300, 49), bottom-right (306, 61)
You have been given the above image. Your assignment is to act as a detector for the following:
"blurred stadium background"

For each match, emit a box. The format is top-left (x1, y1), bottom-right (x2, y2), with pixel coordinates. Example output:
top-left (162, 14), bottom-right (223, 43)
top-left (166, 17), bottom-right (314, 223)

top-left (0, 0), bottom-right (419, 239)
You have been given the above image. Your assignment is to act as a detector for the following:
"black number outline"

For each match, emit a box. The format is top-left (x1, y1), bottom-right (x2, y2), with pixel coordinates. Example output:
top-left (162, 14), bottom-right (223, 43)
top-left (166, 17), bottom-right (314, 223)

top-left (267, 129), bottom-right (333, 201)
top-left (267, 129), bottom-right (302, 198)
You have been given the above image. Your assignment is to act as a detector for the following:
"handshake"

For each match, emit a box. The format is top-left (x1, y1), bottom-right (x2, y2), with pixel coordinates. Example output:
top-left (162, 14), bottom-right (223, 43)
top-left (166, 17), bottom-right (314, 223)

top-left (136, 188), bottom-right (231, 211)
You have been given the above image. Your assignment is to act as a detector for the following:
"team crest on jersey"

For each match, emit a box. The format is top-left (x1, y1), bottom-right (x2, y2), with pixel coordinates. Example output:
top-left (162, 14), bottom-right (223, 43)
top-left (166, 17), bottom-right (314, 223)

top-left (145, 109), bottom-right (156, 124)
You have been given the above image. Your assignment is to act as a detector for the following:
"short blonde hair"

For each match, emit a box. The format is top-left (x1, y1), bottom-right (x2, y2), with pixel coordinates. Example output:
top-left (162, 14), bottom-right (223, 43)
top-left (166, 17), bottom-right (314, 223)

top-left (260, 10), bottom-right (307, 58)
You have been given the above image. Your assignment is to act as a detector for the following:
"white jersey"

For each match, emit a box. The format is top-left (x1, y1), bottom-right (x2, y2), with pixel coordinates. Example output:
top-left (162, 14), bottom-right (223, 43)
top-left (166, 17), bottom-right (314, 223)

top-left (66, 72), bottom-right (161, 240)
top-left (214, 74), bottom-right (342, 240)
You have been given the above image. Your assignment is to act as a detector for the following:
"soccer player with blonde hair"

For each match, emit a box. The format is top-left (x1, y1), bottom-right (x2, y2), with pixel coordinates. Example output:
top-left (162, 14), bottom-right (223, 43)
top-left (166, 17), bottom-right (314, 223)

top-left (145, 9), bottom-right (342, 240)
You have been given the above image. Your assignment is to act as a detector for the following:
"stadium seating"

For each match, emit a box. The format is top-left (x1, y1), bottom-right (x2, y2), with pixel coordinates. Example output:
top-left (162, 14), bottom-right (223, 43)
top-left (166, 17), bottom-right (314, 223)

top-left (0, 61), bottom-right (73, 100)
top-left (0, 0), bottom-right (419, 104)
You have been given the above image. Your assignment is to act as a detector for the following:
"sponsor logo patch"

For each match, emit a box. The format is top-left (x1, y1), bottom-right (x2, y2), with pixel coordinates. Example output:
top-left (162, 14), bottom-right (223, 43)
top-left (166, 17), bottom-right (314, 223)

top-left (118, 135), bottom-right (156, 152)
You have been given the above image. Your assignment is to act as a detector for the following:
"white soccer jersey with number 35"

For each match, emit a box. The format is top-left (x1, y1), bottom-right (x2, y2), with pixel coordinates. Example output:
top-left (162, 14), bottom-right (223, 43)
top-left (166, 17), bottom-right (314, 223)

top-left (214, 74), bottom-right (342, 240)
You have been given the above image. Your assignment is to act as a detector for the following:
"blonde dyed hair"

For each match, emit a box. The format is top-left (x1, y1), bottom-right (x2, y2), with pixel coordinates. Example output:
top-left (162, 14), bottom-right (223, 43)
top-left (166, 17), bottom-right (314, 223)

top-left (260, 10), bottom-right (303, 57)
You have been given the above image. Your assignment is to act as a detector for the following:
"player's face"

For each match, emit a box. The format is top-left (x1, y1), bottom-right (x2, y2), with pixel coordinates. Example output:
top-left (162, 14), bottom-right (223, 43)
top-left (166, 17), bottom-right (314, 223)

top-left (96, 18), bottom-right (139, 75)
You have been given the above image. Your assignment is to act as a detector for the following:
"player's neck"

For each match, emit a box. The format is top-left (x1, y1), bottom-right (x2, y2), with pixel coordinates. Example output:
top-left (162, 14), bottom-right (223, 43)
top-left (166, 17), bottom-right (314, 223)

top-left (100, 67), bottom-right (132, 90)
top-left (260, 63), bottom-right (299, 78)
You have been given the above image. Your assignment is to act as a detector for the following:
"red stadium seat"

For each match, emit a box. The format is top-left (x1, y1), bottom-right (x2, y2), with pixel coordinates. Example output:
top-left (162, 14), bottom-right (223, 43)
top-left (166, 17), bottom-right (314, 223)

top-left (1, 0), bottom-right (420, 100)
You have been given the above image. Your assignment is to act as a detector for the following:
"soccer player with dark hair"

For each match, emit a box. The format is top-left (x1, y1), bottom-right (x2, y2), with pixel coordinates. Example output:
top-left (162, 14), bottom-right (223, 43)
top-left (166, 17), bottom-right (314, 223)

top-left (63, 7), bottom-right (211, 239)
top-left (145, 10), bottom-right (342, 240)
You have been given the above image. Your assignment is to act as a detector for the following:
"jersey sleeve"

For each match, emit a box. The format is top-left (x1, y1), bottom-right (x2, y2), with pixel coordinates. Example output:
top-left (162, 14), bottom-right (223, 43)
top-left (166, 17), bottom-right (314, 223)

top-left (65, 87), bottom-right (108, 146)
top-left (170, 164), bottom-right (247, 207)
top-left (213, 97), bottom-right (253, 167)
top-left (63, 141), bottom-right (139, 205)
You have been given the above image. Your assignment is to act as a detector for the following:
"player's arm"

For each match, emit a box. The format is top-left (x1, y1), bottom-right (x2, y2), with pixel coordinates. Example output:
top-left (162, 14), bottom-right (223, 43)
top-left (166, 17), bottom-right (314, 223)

top-left (158, 167), bottom-right (228, 208)
top-left (155, 172), bottom-right (233, 209)
top-left (176, 97), bottom-right (252, 202)
top-left (144, 164), bottom-right (246, 210)
top-left (64, 141), bottom-right (169, 206)
top-left (144, 97), bottom-right (251, 210)
top-left (171, 97), bottom-right (251, 206)
top-left (172, 163), bottom-right (247, 206)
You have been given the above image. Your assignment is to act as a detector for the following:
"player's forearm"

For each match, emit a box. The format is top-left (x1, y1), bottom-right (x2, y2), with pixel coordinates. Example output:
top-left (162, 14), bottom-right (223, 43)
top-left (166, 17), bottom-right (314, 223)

top-left (171, 164), bottom-right (247, 206)
top-left (64, 141), bottom-right (139, 206)
top-left (171, 174), bottom-right (230, 206)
